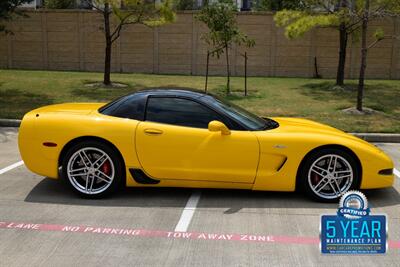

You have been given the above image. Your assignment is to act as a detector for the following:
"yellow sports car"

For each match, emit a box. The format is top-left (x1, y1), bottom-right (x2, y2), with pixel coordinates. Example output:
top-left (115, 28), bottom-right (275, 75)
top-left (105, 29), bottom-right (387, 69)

top-left (18, 89), bottom-right (394, 202)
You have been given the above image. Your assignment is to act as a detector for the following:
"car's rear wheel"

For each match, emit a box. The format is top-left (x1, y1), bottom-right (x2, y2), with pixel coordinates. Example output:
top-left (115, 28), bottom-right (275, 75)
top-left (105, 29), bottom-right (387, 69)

top-left (62, 141), bottom-right (123, 198)
top-left (299, 148), bottom-right (360, 202)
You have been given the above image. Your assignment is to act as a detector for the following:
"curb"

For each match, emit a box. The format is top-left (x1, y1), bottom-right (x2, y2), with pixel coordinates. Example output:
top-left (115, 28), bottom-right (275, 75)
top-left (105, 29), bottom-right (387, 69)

top-left (351, 133), bottom-right (400, 143)
top-left (0, 119), bottom-right (21, 127)
top-left (0, 119), bottom-right (399, 143)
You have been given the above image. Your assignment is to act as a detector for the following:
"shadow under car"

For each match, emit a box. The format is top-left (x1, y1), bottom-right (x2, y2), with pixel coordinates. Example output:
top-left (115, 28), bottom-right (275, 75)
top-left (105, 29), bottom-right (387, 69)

top-left (24, 178), bottom-right (400, 212)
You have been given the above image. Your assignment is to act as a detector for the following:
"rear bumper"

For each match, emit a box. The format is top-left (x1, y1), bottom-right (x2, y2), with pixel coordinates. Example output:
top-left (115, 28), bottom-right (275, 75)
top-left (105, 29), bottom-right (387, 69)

top-left (18, 112), bottom-right (59, 179)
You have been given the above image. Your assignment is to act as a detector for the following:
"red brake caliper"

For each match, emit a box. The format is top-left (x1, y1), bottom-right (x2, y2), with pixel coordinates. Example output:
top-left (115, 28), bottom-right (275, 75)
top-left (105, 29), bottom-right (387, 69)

top-left (312, 173), bottom-right (321, 185)
top-left (101, 160), bottom-right (111, 176)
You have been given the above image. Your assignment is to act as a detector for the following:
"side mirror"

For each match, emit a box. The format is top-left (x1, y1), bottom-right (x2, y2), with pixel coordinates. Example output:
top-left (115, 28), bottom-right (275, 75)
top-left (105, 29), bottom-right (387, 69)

top-left (208, 120), bottom-right (231, 135)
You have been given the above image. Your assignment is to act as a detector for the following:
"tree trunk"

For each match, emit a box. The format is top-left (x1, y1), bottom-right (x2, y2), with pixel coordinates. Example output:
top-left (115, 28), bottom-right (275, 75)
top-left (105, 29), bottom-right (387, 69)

top-left (104, 41), bottom-right (112, 85)
top-left (357, 1), bottom-right (369, 112)
top-left (225, 45), bottom-right (230, 94)
top-left (244, 52), bottom-right (247, 96)
top-left (103, 3), bottom-right (112, 86)
top-left (336, 22), bottom-right (348, 86)
top-left (205, 51), bottom-right (209, 93)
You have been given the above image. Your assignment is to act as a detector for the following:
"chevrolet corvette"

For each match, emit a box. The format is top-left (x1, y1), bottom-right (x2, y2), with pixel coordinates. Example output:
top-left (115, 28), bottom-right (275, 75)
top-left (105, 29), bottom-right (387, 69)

top-left (18, 88), bottom-right (394, 201)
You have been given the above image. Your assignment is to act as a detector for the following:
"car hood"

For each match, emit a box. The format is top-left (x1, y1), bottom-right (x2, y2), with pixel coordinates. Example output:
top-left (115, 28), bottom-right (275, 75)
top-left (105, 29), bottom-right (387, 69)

top-left (269, 117), bottom-right (389, 159)
top-left (272, 117), bottom-right (343, 133)
top-left (270, 117), bottom-right (367, 143)
top-left (33, 103), bottom-right (106, 115)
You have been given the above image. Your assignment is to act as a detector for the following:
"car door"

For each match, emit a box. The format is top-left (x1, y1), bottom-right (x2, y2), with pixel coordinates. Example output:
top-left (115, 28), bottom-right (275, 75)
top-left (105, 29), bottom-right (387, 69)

top-left (135, 96), bottom-right (260, 183)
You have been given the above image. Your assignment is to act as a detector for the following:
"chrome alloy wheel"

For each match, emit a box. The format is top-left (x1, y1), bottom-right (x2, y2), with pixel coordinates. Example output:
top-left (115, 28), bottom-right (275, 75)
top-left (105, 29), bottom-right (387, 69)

top-left (307, 154), bottom-right (353, 200)
top-left (66, 147), bottom-right (115, 195)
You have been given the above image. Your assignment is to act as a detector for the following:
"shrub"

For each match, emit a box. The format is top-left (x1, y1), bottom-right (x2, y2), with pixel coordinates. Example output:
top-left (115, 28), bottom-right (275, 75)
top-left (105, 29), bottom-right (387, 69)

top-left (44, 0), bottom-right (76, 9)
top-left (252, 0), bottom-right (305, 11)
top-left (175, 0), bottom-right (196, 10)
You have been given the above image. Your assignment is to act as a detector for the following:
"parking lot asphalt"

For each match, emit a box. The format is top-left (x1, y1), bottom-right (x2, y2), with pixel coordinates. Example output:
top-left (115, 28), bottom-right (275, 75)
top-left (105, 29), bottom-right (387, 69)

top-left (0, 127), bottom-right (399, 267)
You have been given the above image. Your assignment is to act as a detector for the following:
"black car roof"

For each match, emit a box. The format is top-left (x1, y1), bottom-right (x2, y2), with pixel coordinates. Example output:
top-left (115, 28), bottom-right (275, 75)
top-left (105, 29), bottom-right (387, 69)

top-left (134, 87), bottom-right (208, 99)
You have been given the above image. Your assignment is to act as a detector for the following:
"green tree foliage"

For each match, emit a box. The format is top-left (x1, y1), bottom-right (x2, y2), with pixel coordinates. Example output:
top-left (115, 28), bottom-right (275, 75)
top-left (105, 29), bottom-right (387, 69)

top-left (196, 0), bottom-right (255, 94)
top-left (274, 9), bottom-right (340, 39)
top-left (253, 0), bottom-right (305, 12)
top-left (351, 0), bottom-right (400, 111)
top-left (44, 0), bottom-right (76, 9)
top-left (175, 0), bottom-right (196, 10)
top-left (274, 1), bottom-right (358, 86)
top-left (0, 0), bottom-right (33, 32)
top-left (84, 0), bottom-right (175, 85)
top-left (275, 0), bottom-right (400, 111)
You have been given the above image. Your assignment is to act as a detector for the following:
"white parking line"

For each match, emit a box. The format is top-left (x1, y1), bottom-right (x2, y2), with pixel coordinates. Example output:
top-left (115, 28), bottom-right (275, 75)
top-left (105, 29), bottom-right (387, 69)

top-left (174, 191), bottom-right (201, 232)
top-left (394, 168), bottom-right (400, 178)
top-left (0, 161), bottom-right (24, 175)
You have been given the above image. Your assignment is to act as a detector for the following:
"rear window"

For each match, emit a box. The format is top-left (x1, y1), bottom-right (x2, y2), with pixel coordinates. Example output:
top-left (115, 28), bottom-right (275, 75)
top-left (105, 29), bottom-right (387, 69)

top-left (100, 94), bottom-right (146, 120)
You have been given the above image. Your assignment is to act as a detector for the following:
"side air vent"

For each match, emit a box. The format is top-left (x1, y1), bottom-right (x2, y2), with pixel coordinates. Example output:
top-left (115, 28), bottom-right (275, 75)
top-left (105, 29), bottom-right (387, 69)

top-left (129, 169), bottom-right (160, 184)
top-left (378, 168), bottom-right (393, 175)
top-left (277, 158), bottom-right (287, 172)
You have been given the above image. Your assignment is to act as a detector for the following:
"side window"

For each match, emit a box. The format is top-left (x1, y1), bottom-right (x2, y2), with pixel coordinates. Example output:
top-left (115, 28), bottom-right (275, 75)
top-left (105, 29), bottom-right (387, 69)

top-left (145, 97), bottom-right (224, 129)
top-left (106, 94), bottom-right (146, 120)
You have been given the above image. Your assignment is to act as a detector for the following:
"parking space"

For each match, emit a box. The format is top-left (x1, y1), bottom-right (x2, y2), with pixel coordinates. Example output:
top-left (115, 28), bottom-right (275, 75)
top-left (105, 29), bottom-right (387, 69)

top-left (0, 128), bottom-right (399, 266)
top-left (0, 128), bottom-right (20, 169)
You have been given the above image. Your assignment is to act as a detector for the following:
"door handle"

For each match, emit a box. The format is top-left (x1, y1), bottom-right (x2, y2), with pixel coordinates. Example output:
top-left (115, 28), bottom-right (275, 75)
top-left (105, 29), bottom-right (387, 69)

top-left (144, 128), bottom-right (163, 135)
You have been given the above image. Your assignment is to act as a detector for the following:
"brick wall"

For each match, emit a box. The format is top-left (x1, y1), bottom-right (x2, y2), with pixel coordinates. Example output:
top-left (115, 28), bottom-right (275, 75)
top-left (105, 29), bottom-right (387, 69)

top-left (1, 10), bottom-right (399, 79)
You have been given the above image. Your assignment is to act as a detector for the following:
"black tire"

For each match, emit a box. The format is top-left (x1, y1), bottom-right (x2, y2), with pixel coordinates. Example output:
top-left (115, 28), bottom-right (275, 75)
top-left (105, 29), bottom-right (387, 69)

top-left (61, 140), bottom-right (124, 198)
top-left (298, 148), bottom-right (360, 202)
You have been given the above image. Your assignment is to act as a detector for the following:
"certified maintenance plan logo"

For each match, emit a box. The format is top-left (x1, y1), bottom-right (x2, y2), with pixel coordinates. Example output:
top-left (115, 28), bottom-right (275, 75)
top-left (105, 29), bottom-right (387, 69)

top-left (320, 190), bottom-right (387, 254)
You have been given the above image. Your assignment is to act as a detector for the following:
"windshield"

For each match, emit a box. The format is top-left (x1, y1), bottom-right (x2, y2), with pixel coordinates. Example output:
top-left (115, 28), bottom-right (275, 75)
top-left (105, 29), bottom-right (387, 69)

top-left (207, 96), bottom-right (270, 130)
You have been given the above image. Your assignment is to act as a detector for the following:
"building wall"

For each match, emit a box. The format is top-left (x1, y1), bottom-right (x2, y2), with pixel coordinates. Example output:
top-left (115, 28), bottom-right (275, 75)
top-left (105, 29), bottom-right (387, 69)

top-left (1, 10), bottom-right (399, 79)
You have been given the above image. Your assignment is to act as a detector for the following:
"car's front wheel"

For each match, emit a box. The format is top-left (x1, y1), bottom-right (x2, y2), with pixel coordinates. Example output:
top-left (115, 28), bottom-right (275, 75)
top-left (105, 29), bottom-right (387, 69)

top-left (62, 141), bottom-right (123, 198)
top-left (299, 148), bottom-right (360, 202)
